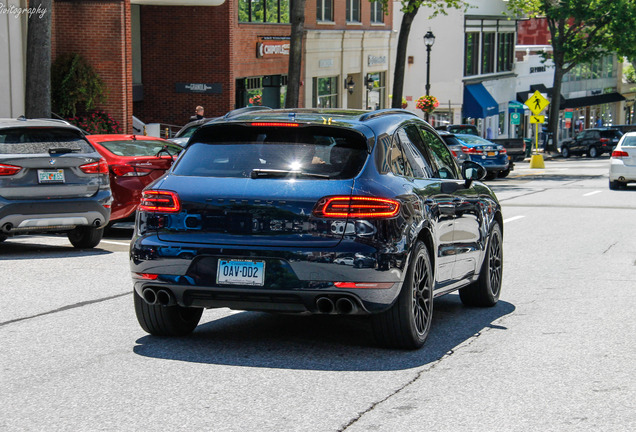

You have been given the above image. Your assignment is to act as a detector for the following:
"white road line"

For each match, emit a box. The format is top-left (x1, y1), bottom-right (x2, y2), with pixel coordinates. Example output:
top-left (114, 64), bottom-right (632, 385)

top-left (583, 190), bottom-right (603, 197)
top-left (503, 215), bottom-right (525, 224)
top-left (100, 240), bottom-right (131, 246)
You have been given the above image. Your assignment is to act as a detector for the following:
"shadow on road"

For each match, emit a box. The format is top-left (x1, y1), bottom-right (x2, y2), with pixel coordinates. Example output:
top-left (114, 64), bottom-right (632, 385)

top-left (0, 238), bottom-right (113, 260)
top-left (133, 294), bottom-right (515, 371)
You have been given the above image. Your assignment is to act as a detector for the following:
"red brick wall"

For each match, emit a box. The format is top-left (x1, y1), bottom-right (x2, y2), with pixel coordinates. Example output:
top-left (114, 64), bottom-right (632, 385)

top-left (134, 4), bottom-right (234, 125)
top-left (53, 0), bottom-right (133, 133)
top-left (517, 18), bottom-right (550, 46)
top-left (305, 0), bottom-right (394, 30)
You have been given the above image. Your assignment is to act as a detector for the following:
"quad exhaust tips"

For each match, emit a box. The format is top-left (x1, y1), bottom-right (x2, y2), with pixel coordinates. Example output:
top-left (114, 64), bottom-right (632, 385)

top-left (142, 288), bottom-right (175, 306)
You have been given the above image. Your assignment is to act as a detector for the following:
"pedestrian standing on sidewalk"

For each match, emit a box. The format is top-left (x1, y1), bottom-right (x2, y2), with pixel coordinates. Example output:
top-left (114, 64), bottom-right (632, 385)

top-left (189, 106), bottom-right (204, 122)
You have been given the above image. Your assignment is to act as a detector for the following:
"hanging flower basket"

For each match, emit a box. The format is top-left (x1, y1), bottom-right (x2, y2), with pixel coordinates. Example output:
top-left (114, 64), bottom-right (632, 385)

top-left (416, 95), bottom-right (439, 114)
top-left (249, 94), bottom-right (262, 106)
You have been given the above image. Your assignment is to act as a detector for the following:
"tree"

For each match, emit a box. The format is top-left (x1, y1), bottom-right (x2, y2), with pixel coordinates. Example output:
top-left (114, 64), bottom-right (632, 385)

top-left (25, 0), bottom-right (52, 118)
top-left (285, 0), bottom-right (306, 108)
top-left (507, 0), bottom-right (636, 151)
top-left (377, 0), bottom-right (466, 109)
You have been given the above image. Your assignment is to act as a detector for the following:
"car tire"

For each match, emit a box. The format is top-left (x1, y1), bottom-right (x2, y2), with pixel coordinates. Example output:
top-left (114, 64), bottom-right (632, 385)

top-left (485, 171), bottom-right (497, 180)
top-left (497, 168), bottom-right (510, 178)
top-left (609, 180), bottom-right (623, 190)
top-left (561, 146), bottom-right (570, 158)
top-left (67, 226), bottom-right (104, 248)
top-left (459, 222), bottom-right (503, 307)
top-left (134, 289), bottom-right (203, 336)
top-left (588, 146), bottom-right (598, 158)
top-left (372, 241), bottom-right (433, 349)
top-left (0, 233), bottom-right (7, 243)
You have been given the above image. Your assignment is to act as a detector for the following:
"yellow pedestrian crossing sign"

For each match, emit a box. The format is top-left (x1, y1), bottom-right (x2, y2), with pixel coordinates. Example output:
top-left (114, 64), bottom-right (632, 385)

top-left (525, 90), bottom-right (550, 115)
top-left (530, 115), bottom-right (545, 124)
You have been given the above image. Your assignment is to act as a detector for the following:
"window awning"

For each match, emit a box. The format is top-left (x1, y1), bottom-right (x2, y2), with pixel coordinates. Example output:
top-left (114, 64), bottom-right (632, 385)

top-left (560, 92), bottom-right (626, 109)
top-left (463, 83), bottom-right (499, 119)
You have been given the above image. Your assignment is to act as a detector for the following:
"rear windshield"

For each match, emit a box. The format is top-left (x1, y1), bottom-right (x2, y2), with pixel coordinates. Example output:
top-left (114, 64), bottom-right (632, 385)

top-left (621, 135), bottom-right (636, 147)
top-left (601, 130), bottom-right (623, 138)
top-left (0, 127), bottom-right (93, 154)
top-left (441, 135), bottom-right (464, 147)
top-left (98, 139), bottom-right (182, 157)
top-left (173, 124), bottom-right (368, 179)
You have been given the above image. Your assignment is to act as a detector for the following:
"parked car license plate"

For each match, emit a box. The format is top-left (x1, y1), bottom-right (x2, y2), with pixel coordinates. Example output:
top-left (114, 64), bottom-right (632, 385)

top-left (37, 169), bottom-right (65, 183)
top-left (217, 259), bottom-right (265, 286)
top-left (487, 151), bottom-right (497, 157)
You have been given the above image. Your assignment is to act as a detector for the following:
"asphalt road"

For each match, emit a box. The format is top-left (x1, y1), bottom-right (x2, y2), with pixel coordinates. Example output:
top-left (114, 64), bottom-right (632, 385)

top-left (1, 156), bottom-right (634, 431)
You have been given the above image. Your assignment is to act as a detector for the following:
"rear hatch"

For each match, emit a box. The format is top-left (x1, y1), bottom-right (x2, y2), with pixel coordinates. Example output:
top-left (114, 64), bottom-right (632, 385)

top-left (0, 127), bottom-right (104, 200)
top-left (151, 123), bottom-right (369, 247)
top-left (616, 136), bottom-right (636, 167)
top-left (95, 138), bottom-right (178, 180)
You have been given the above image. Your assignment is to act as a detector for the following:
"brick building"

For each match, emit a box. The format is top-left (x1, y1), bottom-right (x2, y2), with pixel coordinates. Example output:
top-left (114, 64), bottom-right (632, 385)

top-left (47, 0), bottom-right (394, 132)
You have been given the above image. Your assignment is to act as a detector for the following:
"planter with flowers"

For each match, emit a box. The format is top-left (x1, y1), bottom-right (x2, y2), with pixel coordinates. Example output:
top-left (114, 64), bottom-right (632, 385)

top-left (249, 94), bottom-right (262, 106)
top-left (67, 110), bottom-right (120, 134)
top-left (416, 95), bottom-right (439, 114)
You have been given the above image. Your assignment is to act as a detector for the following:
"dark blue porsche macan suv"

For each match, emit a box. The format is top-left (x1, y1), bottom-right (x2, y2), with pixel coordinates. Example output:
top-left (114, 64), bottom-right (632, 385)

top-left (130, 108), bottom-right (503, 349)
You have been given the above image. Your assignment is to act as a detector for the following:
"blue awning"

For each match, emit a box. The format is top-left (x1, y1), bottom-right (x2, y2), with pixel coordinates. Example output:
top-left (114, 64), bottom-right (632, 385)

top-left (463, 83), bottom-right (499, 118)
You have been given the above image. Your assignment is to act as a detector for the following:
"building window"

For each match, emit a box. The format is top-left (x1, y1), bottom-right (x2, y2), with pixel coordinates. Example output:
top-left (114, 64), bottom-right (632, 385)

top-left (481, 32), bottom-right (495, 74)
top-left (464, 32), bottom-right (479, 76)
top-left (370, 1), bottom-right (384, 24)
top-left (239, 0), bottom-right (290, 23)
top-left (497, 32), bottom-right (514, 72)
top-left (316, 0), bottom-right (333, 22)
top-left (313, 76), bottom-right (338, 108)
top-left (346, 0), bottom-right (360, 23)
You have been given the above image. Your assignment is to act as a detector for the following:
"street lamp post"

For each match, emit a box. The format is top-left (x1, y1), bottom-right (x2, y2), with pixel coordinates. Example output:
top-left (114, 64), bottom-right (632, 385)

top-left (424, 30), bottom-right (435, 122)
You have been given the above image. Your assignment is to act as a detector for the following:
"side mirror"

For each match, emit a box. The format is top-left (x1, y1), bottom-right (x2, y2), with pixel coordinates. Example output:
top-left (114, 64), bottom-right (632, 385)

top-left (461, 160), bottom-right (486, 188)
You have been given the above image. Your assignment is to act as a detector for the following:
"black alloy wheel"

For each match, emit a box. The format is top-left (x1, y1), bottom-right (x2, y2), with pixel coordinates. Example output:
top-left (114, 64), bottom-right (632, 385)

top-left (459, 222), bottom-right (503, 307)
top-left (372, 241), bottom-right (433, 349)
top-left (67, 226), bottom-right (104, 249)
top-left (561, 146), bottom-right (570, 158)
top-left (588, 146), bottom-right (598, 158)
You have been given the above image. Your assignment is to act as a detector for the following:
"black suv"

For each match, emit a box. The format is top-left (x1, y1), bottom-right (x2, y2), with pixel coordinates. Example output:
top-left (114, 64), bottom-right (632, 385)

top-left (130, 108), bottom-right (503, 349)
top-left (560, 128), bottom-right (623, 158)
top-left (0, 118), bottom-right (111, 248)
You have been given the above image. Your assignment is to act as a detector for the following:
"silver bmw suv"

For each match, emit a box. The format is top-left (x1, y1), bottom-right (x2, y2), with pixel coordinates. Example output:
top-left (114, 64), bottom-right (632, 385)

top-left (0, 118), bottom-right (112, 248)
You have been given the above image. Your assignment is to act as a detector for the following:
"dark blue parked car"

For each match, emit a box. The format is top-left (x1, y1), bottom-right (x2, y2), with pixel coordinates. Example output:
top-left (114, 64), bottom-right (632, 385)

top-left (454, 133), bottom-right (510, 179)
top-left (130, 108), bottom-right (504, 349)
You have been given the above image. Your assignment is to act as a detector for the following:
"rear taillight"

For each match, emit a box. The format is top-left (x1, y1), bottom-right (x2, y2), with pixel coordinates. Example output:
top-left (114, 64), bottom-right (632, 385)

top-left (80, 158), bottom-right (108, 174)
top-left (612, 150), bottom-right (629, 158)
top-left (139, 190), bottom-right (180, 213)
top-left (111, 164), bottom-right (152, 177)
top-left (250, 122), bottom-right (299, 127)
top-left (462, 146), bottom-right (482, 155)
top-left (600, 138), bottom-right (610, 143)
top-left (313, 196), bottom-right (400, 218)
top-left (498, 147), bottom-right (507, 154)
top-left (0, 163), bottom-right (22, 176)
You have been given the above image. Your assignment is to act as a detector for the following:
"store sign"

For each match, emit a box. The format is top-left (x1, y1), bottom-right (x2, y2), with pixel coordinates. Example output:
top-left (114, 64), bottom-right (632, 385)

top-left (319, 59), bottom-right (334, 68)
top-left (368, 55), bottom-right (387, 66)
top-left (175, 83), bottom-right (222, 94)
top-left (257, 37), bottom-right (290, 58)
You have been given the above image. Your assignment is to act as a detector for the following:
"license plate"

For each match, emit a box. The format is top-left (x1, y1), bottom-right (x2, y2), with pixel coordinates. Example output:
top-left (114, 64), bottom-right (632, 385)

top-left (37, 169), bottom-right (65, 183)
top-left (217, 259), bottom-right (265, 286)
top-left (487, 151), bottom-right (497, 157)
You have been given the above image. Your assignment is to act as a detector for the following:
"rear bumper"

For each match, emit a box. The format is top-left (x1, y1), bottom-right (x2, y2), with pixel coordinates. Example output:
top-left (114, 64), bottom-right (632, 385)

top-left (0, 191), bottom-right (111, 234)
top-left (609, 160), bottom-right (636, 182)
top-left (130, 233), bottom-right (408, 314)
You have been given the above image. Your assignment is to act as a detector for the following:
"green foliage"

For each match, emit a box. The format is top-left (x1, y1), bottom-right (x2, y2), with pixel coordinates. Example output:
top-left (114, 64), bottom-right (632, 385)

top-left (625, 63), bottom-right (636, 84)
top-left (505, 0), bottom-right (636, 73)
top-left (51, 53), bottom-right (105, 118)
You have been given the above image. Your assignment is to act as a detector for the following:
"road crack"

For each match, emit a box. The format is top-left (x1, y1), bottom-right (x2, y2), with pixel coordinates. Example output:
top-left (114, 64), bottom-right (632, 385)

top-left (0, 292), bottom-right (131, 328)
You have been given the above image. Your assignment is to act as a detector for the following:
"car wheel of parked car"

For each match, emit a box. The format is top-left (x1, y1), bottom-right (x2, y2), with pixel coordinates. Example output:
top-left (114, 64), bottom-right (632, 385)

top-left (67, 226), bottom-right (104, 249)
top-left (561, 146), bottom-right (570, 158)
top-left (459, 222), bottom-right (502, 307)
top-left (0, 233), bottom-right (7, 243)
top-left (588, 146), bottom-right (598, 158)
top-left (609, 180), bottom-right (624, 190)
top-left (372, 241), bottom-right (433, 349)
top-left (133, 290), bottom-right (203, 336)
top-left (485, 171), bottom-right (497, 180)
top-left (497, 168), bottom-right (510, 178)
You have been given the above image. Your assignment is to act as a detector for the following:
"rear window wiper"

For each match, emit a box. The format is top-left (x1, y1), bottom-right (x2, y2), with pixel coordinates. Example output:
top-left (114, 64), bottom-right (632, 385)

top-left (250, 169), bottom-right (330, 179)
top-left (48, 147), bottom-right (81, 154)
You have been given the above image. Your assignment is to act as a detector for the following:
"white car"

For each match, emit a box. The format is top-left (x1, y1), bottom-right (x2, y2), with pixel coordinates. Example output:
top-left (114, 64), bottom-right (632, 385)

top-left (609, 132), bottom-right (636, 190)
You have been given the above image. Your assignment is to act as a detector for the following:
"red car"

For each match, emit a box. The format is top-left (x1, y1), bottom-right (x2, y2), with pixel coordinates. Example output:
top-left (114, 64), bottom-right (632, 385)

top-left (85, 134), bottom-right (182, 222)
